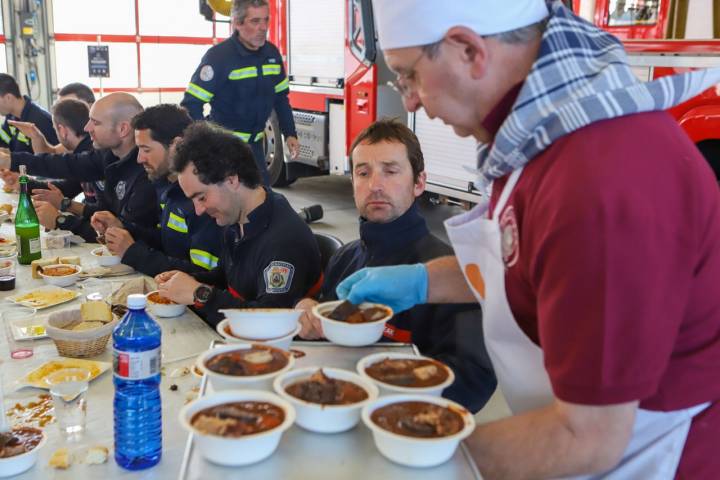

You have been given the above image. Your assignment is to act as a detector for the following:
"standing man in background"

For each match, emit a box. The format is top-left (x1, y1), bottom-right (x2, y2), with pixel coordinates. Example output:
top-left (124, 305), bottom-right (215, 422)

top-left (181, 0), bottom-right (299, 186)
top-left (0, 73), bottom-right (58, 153)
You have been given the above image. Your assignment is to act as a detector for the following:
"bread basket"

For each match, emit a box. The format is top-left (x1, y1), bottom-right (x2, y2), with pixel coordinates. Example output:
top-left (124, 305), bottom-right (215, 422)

top-left (45, 309), bottom-right (119, 358)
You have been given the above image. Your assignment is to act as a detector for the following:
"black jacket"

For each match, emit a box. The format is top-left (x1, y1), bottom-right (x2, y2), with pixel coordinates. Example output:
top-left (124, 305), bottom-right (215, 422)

top-left (181, 33), bottom-right (296, 140)
top-left (11, 147), bottom-right (158, 242)
top-left (27, 136), bottom-right (102, 216)
top-left (121, 179), bottom-right (223, 277)
top-left (0, 96), bottom-right (58, 153)
top-left (320, 203), bottom-right (496, 413)
top-left (193, 190), bottom-right (321, 327)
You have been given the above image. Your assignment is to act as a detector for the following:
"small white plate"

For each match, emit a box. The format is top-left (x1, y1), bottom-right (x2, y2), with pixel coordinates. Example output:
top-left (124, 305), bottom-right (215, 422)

top-left (11, 315), bottom-right (48, 340)
top-left (7, 285), bottom-right (81, 310)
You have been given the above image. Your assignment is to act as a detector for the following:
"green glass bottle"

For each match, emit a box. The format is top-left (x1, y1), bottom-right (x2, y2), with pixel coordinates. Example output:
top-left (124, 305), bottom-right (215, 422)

top-left (15, 165), bottom-right (42, 265)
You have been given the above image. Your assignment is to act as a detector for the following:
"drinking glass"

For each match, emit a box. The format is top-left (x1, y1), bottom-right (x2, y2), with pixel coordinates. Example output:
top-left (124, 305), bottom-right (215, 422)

top-left (45, 367), bottom-right (91, 438)
top-left (2, 305), bottom-right (37, 360)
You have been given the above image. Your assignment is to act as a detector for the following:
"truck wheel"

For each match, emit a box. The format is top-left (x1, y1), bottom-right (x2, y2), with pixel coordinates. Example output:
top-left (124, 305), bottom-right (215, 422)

top-left (696, 140), bottom-right (720, 182)
top-left (265, 111), bottom-right (295, 187)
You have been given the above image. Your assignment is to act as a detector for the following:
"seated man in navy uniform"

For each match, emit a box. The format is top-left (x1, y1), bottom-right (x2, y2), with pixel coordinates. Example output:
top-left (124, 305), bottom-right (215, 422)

top-left (156, 122), bottom-right (321, 327)
top-left (0, 73), bottom-right (58, 153)
top-left (90, 104), bottom-right (223, 277)
top-left (0, 92), bottom-right (158, 242)
top-left (296, 119), bottom-right (496, 413)
top-left (181, 0), bottom-right (299, 186)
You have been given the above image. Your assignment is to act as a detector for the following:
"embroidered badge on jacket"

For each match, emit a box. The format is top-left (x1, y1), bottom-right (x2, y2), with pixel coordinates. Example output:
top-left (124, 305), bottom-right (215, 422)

top-left (199, 65), bottom-right (214, 82)
top-left (500, 205), bottom-right (519, 268)
top-left (264, 261), bottom-right (294, 294)
top-left (115, 180), bottom-right (126, 200)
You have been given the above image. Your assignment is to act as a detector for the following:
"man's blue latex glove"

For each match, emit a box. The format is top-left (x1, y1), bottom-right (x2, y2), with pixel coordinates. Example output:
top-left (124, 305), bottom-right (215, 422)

top-left (335, 264), bottom-right (428, 314)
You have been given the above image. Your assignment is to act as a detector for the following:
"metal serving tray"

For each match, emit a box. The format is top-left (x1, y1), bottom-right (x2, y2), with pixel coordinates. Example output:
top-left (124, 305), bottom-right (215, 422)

top-left (179, 341), bottom-right (481, 480)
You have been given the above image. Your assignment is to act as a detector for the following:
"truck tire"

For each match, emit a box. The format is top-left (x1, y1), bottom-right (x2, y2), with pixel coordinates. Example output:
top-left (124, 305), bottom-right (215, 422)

top-left (696, 140), bottom-right (720, 182)
top-left (265, 111), bottom-right (295, 187)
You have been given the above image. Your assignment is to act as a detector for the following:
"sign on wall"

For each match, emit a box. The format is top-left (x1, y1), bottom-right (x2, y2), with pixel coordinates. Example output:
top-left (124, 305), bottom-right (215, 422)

top-left (87, 45), bottom-right (110, 77)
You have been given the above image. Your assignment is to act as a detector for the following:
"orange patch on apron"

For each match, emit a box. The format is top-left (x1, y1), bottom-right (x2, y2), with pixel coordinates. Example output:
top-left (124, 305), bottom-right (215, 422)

top-left (464, 263), bottom-right (485, 299)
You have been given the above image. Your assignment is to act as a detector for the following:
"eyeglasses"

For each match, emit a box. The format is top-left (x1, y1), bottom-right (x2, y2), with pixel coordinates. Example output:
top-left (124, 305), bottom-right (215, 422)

top-left (387, 48), bottom-right (428, 98)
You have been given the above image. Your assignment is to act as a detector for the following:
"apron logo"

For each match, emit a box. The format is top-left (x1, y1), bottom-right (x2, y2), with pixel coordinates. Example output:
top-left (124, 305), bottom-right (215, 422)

top-left (464, 263), bottom-right (486, 299)
top-left (115, 180), bottom-right (126, 200)
top-left (199, 65), bottom-right (214, 82)
top-left (263, 261), bottom-right (294, 294)
top-left (500, 205), bottom-right (519, 268)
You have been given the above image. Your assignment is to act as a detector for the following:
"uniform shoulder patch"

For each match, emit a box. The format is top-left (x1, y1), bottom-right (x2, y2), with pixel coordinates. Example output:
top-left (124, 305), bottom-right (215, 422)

top-left (199, 65), bottom-right (214, 82)
top-left (263, 261), bottom-right (294, 294)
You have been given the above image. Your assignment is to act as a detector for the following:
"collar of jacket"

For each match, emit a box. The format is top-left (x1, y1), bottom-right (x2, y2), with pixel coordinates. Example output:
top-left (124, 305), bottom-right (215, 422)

top-left (73, 135), bottom-right (94, 154)
top-left (359, 202), bottom-right (429, 258)
top-left (154, 176), bottom-right (175, 201)
top-left (18, 95), bottom-right (34, 120)
top-left (105, 147), bottom-right (139, 171)
top-left (227, 187), bottom-right (274, 244)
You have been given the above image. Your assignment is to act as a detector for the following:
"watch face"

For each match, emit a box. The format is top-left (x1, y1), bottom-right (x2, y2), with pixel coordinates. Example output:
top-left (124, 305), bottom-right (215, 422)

top-left (195, 285), bottom-right (212, 302)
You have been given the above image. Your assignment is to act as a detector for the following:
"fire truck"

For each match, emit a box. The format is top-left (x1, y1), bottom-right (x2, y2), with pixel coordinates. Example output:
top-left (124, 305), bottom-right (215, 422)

top-left (205, 0), bottom-right (720, 196)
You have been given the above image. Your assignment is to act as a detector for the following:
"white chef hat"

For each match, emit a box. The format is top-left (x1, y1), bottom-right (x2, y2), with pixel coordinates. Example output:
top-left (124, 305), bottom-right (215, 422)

top-left (372, 0), bottom-right (550, 50)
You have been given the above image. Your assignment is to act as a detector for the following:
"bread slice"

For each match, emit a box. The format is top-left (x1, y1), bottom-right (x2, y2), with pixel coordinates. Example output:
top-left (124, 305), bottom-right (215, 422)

top-left (71, 321), bottom-right (104, 331)
top-left (59, 256), bottom-right (81, 266)
top-left (31, 257), bottom-right (59, 279)
top-left (80, 301), bottom-right (112, 322)
top-left (49, 447), bottom-right (70, 469)
top-left (82, 446), bottom-right (109, 465)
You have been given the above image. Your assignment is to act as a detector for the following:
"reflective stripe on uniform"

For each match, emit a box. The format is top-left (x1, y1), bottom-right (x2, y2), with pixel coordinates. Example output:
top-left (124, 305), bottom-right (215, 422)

top-left (166, 212), bottom-right (188, 233)
top-left (160, 203), bottom-right (166, 210)
top-left (0, 128), bottom-right (10, 144)
top-left (228, 66), bottom-right (258, 80)
top-left (186, 83), bottom-right (214, 102)
top-left (274, 77), bottom-right (289, 93)
top-left (262, 64), bottom-right (281, 76)
top-left (233, 131), bottom-right (265, 143)
top-left (190, 249), bottom-right (219, 270)
top-left (16, 132), bottom-right (29, 145)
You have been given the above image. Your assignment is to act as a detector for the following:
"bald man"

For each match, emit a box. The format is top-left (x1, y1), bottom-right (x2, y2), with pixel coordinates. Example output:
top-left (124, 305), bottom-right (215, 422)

top-left (0, 92), bottom-right (159, 242)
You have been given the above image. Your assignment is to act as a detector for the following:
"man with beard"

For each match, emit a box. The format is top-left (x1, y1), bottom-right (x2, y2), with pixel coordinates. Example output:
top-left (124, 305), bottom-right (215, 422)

top-left (0, 92), bottom-right (157, 242)
top-left (155, 121), bottom-right (321, 327)
top-left (91, 104), bottom-right (223, 276)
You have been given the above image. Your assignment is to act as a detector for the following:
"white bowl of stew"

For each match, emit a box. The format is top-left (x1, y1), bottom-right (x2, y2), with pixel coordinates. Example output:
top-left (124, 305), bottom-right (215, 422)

top-left (179, 389), bottom-right (295, 466)
top-left (361, 394), bottom-right (475, 468)
top-left (196, 343), bottom-right (295, 391)
top-left (356, 352), bottom-right (455, 397)
top-left (273, 366), bottom-right (379, 433)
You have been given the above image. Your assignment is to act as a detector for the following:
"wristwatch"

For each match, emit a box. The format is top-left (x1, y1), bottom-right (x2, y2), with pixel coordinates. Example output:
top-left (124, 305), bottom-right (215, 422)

top-left (60, 197), bottom-right (72, 212)
top-left (193, 284), bottom-right (213, 308)
top-left (55, 212), bottom-right (75, 229)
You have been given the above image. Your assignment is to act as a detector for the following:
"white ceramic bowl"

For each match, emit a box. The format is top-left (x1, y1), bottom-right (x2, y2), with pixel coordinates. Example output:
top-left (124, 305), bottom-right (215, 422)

top-left (217, 319), bottom-right (300, 351)
top-left (90, 247), bottom-right (121, 266)
top-left (357, 352), bottom-right (455, 397)
top-left (273, 367), bottom-right (379, 433)
top-left (312, 300), bottom-right (393, 347)
top-left (196, 343), bottom-right (295, 391)
top-left (38, 264), bottom-right (81, 287)
top-left (218, 308), bottom-right (301, 340)
top-left (146, 290), bottom-right (186, 318)
top-left (179, 390), bottom-right (295, 466)
top-left (0, 429), bottom-right (46, 477)
top-left (361, 394), bottom-right (475, 468)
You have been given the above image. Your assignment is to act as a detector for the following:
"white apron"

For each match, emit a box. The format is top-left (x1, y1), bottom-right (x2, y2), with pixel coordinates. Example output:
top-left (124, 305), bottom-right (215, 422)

top-left (445, 167), bottom-right (707, 479)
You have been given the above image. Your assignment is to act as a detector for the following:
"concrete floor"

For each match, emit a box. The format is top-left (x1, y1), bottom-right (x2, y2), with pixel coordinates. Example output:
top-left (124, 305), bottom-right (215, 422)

top-left (276, 175), bottom-right (511, 424)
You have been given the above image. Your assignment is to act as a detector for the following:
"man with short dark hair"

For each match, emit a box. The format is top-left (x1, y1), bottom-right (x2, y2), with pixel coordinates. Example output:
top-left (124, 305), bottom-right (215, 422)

top-left (181, 0), bottom-right (299, 185)
top-left (0, 73), bottom-right (58, 153)
top-left (0, 92), bottom-right (158, 242)
top-left (91, 104), bottom-right (223, 276)
top-left (58, 82), bottom-right (96, 106)
top-left (155, 121), bottom-right (321, 327)
top-left (296, 119), bottom-right (495, 412)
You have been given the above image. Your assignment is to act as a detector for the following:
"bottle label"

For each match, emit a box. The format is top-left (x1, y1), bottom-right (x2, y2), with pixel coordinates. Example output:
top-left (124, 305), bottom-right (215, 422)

top-left (113, 347), bottom-right (161, 380)
top-left (28, 238), bottom-right (40, 254)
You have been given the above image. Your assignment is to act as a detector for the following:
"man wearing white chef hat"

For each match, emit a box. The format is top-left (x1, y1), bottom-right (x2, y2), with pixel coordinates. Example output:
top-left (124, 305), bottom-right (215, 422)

top-left (338, 1), bottom-right (720, 478)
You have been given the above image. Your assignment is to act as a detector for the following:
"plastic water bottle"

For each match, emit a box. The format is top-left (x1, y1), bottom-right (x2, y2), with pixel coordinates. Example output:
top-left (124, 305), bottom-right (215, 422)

top-left (112, 294), bottom-right (162, 470)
